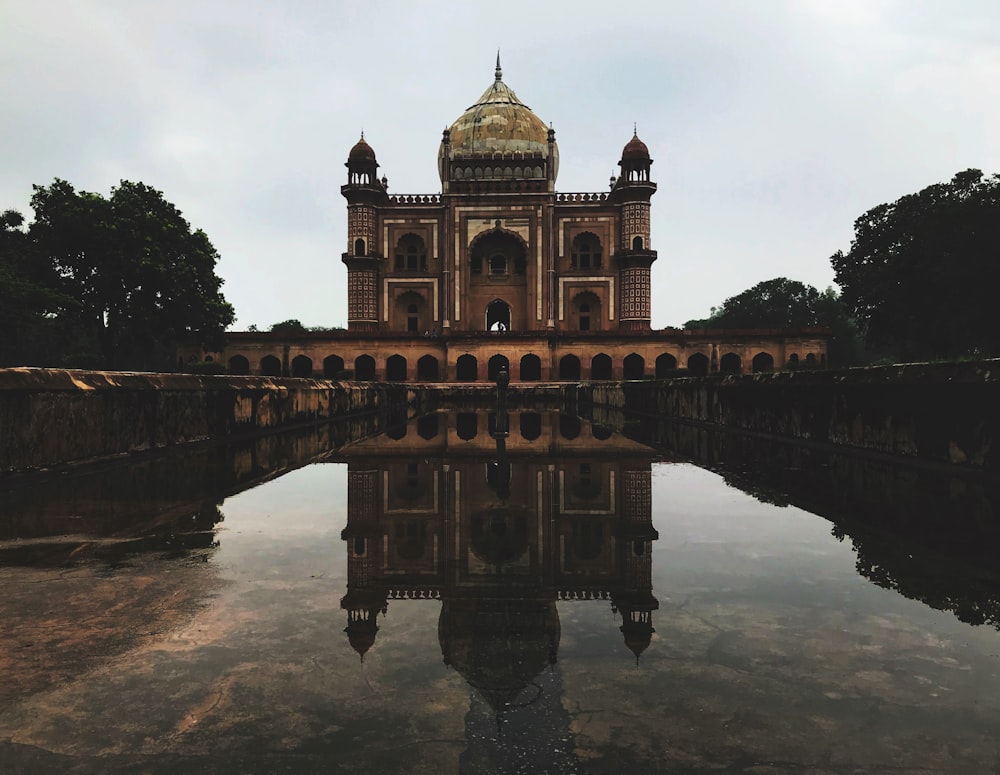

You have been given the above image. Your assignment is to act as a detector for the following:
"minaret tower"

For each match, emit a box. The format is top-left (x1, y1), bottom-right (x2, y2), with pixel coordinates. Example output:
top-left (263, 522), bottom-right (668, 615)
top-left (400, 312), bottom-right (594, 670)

top-left (611, 130), bottom-right (658, 332)
top-left (341, 134), bottom-right (387, 333)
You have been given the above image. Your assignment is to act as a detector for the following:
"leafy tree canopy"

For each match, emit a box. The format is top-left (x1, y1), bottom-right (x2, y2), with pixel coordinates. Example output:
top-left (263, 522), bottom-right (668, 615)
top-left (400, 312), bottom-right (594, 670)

top-left (831, 169), bottom-right (1000, 361)
top-left (10, 179), bottom-right (235, 370)
top-left (269, 319), bottom-right (307, 333)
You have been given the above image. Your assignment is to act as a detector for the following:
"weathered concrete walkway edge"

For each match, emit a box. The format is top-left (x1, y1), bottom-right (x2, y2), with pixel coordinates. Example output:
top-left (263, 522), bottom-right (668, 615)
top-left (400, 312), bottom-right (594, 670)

top-left (0, 369), bottom-right (412, 474)
top-left (574, 360), bottom-right (1000, 472)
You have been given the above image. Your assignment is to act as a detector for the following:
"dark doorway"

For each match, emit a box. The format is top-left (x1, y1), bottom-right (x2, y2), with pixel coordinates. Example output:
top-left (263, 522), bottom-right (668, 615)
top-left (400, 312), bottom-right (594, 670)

top-left (655, 353), bottom-right (677, 378)
top-left (260, 355), bottom-right (281, 377)
top-left (456, 354), bottom-right (478, 381)
top-left (720, 353), bottom-right (741, 375)
top-left (291, 355), bottom-right (313, 378)
top-left (456, 412), bottom-right (478, 440)
top-left (623, 353), bottom-right (645, 380)
top-left (228, 355), bottom-right (250, 375)
top-left (591, 353), bottom-right (612, 380)
top-left (417, 414), bottom-right (439, 440)
top-left (386, 354), bottom-right (407, 381)
top-left (519, 412), bottom-right (542, 441)
top-left (355, 354), bottom-right (376, 381)
top-left (752, 352), bottom-right (774, 373)
top-left (519, 354), bottom-right (541, 381)
top-left (417, 355), bottom-right (439, 380)
top-left (559, 415), bottom-right (581, 440)
top-left (488, 354), bottom-right (510, 381)
top-left (323, 354), bottom-right (345, 378)
top-left (559, 355), bottom-right (581, 381)
top-left (687, 352), bottom-right (709, 377)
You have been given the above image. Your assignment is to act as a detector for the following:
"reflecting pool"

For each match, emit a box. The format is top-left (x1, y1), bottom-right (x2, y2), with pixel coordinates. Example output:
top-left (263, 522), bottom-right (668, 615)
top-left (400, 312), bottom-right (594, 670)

top-left (2, 411), bottom-right (1000, 773)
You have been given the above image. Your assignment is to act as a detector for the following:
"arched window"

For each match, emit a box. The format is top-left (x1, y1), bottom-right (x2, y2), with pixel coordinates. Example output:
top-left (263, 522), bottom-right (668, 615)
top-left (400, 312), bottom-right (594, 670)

top-left (559, 355), bottom-right (581, 381)
top-left (394, 291), bottom-right (428, 334)
top-left (291, 354), bottom-right (313, 378)
top-left (591, 424), bottom-right (612, 440)
top-left (354, 354), bottom-right (376, 381)
top-left (720, 353), bottom-right (742, 374)
top-left (752, 352), bottom-right (775, 373)
top-left (323, 354), bottom-right (345, 378)
top-left (417, 414), bottom-right (439, 440)
top-left (655, 353), bottom-right (677, 378)
top-left (623, 353), bottom-right (645, 380)
top-left (386, 354), bottom-right (407, 381)
top-left (228, 355), bottom-right (250, 375)
top-left (394, 233), bottom-right (427, 272)
top-left (632, 235), bottom-right (644, 251)
top-left (687, 352), bottom-right (709, 377)
top-left (559, 415), bottom-right (581, 440)
top-left (571, 232), bottom-right (602, 270)
top-left (260, 355), bottom-right (281, 377)
top-left (354, 238), bottom-right (365, 256)
top-left (787, 353), bottom-right (800, 371)
top-left (805, 353), bottom-right (818, 369)
top-left (417, 355), bottom-right (439, 380)
top-left (591, 353), bottom-right (612, 380)
top-left (456, 412), bottom-right (478, 440)
top-left (488, 354), bottom-right (510, 381)
top-left (456, 354), bottom-right (478, 381)
top-left (571, 292), bottom-right (601, 332)
top-left (486, 299), bottom-right (511, 332)
top-left (519, 354), bottom-right (541, 381)
top-left (519, 412), bottom-right (542, 441)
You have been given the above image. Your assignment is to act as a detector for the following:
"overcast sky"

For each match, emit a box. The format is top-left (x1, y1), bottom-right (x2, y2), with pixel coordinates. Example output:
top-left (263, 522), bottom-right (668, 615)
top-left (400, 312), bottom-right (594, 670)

top-left (3, 1), bottom-right (999, 329)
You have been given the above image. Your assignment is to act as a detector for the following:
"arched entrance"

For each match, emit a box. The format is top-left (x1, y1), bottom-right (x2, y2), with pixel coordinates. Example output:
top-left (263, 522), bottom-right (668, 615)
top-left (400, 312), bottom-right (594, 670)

top-left (323, 354), bottom-right (345, 378)
top-left (559, 354), bottom-right (581, 381)
top-left (752, 352), bottom-right (774, 373)
top-left (260, 355), bottom-right (281, 377)
top-left (519, 354), bottom-right (541, 381)
top-left (291, 354), bottom-right (313, 378)
top-left (386, 354), bottom-right (407, 381)
top-left (228, 355), bottom-right (250, 375)
top-left (591, 353), bottom-right (612, 380)
top-left (456, 354), bottom-right (478, 381)
top-left (687, 352), bottom-right (709, 377)
top-left (486, 299), bottom-right (511, 332)
top-left (456, 412), bottom-right (478, 440)
top-left (655, 353), bottom-right (677, 378)
top-left (570, 291), bottom-right (602, 332)
top-left (623, 353), bottom-right (645, 380)
top-left (354, 354), bottom-right (376, 381)
top-left (720, 353), bottom-right (742, 375)
top-left (417, 355), bottom-right (439, 380)
top-left (488, 354), bottom-right (510, 381)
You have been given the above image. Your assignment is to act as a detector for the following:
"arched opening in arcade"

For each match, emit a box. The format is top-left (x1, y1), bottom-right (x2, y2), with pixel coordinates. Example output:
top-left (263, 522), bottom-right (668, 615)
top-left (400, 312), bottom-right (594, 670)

top-left (386, 422), bottom-right (407, 440)
top-left (417, 414), bottom-right (439, 440)
top-left (805, 353), bottom-right (818, 369)
top-left (354, 238), bottom-right (365, 256)
top-left (519, 354), bottom-right (541, 381)
top-left (787, 353), bottom-right (800, 370)
top-left (456, 412), bottom-right (478, 440)
top-left (386, 354), bottom-right (407, 381)
top-left (323, 354), bottom-right (345, 378)
top-left (228, 355), bottom-right (250, 375)
top-left (591, 353), bottom-right (612, 380)
top-left (559, 354), bottom-right (581, 381)
top-left (354, 354), bottom-right (376, 381)
top-left (687, 352), bottom-right (709, 377)
top-left (417, 355), bottom-right (439, 381)
top-left (488, 354), bottom-right (510, 381)
top-left (623, 353), bottom-right (645, 380)
top-left (570, 232), bottom-right (603, 270)
top-left (752, 352), bottom-right (775, 373)
top-left (393, 233), bottom-right (427, 273)
top-left (559, 415), bottom-right (581, 440)
top-left (456, 354), bottom-right (478, 381)
top-left (291, 354), bottom-right (313, 378)
top-left (393, 291), bottom-right (429, 334)
top-left (720, 353), bottom-right (742, 375)
top-left (486, 299), bottom-right (512, 332)
top-left (655, 353), bottom-right (677, 378)
top-left (519, 412), bottom-right (542, 441)
top-left (260, 355), bottom-right (281, 377)
top-left (592, 424), bottom-right (612, 440)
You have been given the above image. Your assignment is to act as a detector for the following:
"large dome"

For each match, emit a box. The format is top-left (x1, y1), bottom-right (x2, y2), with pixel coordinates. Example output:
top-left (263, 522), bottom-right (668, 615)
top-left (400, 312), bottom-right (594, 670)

top-left (441, 59), bottom-right (558, 180)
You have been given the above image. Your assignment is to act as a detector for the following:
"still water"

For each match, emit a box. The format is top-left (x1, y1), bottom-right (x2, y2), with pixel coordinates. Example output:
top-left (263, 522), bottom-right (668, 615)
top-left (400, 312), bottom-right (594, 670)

top-left (2, 411), bottom-right (1000, 773)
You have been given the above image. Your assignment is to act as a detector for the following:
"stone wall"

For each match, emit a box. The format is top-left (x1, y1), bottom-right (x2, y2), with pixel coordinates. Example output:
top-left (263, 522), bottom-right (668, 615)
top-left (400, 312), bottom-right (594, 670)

top-left (576, 360), bottom-right (1000, 471)
top-left (0, 369), bottom-right (409, 474)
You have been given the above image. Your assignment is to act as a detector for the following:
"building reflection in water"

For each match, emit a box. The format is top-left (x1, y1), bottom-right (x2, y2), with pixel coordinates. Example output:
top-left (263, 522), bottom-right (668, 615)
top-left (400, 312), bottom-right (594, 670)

top-left (338, 409), bottom-right (658, 770)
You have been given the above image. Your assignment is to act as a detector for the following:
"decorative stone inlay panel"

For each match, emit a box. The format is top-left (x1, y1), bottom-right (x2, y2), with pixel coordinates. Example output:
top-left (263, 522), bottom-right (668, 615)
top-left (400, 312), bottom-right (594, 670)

top-left (622, 470), bottom-right (651, 522)
top-left (348, 270), bottom-right (378, 321)
top-left (621, 202), bottom-right (650, 249)
top-left (620, 267), bottom-right (651, 321)
top-left (348, 205), bottom-right (376, 253)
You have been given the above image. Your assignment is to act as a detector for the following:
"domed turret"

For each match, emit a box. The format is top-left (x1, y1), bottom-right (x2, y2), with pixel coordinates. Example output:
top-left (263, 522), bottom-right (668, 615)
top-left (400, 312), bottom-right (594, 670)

top-left (621, 132), bottom-right (650, 163)
top-left (346, 132), bottom-right (379, 185)
top-left (617, 127), bottom-right (653, 184)
top-left (439, 56), bottom-right (558, 185)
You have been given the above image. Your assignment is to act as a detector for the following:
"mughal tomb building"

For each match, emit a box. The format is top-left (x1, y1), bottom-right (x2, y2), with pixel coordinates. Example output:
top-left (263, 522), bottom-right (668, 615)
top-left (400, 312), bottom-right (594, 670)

top-left (204, 60), bottom-right (828, 380)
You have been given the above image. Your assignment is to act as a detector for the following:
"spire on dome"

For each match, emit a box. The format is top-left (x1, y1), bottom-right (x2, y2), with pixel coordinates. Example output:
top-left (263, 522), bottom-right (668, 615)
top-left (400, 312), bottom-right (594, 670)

top-left (495, 51), bottom-right (502, 81)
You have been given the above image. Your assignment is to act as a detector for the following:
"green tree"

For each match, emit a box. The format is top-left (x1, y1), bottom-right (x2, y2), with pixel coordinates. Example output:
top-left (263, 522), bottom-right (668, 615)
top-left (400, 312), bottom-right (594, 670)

top-left (269, 319), bottom-right (307, 333)
top-left (684, 277), bottom-right (862, 367)
top-left (28, 179), bottom-right (235, 370)
top-left (831, 169), bottom-right (1000, 361)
